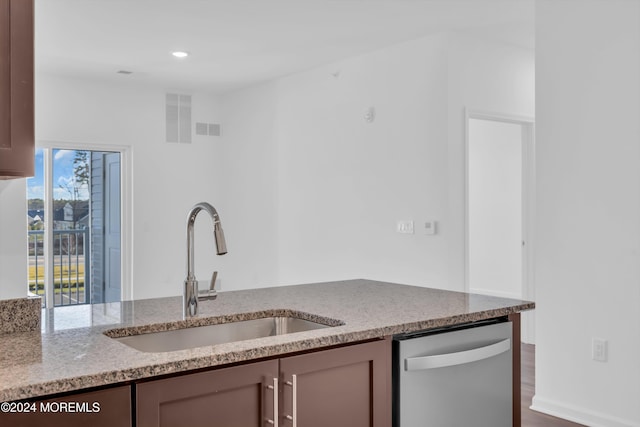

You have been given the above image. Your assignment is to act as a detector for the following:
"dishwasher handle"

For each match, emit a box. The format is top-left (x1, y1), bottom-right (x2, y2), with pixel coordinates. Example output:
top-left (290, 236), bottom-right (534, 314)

top-left (404, 338), bottom-right (511, 371)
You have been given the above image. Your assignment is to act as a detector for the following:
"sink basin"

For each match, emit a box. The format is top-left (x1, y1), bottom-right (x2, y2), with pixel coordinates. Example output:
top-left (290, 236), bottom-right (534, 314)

top-left (110, 316), bottom-right (337, 353)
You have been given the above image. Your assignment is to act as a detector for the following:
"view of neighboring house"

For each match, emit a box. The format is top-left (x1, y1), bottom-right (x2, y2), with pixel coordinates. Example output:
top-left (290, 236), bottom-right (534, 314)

top-left (28, 201), bottom-right (89, 230)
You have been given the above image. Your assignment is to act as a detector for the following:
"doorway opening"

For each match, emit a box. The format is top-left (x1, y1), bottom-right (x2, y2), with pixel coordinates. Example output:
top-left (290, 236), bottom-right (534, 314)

top-left (465, 110), bottom-right (535, 343)
top-left (27, 147), bottom-right (124, 307)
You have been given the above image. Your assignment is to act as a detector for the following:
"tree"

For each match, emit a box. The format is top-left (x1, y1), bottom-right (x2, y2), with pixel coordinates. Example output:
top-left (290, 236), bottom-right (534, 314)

top-left (57, 150), bottom-right (89, 229)
top-left (73, 150), bottom-right (89, 190)
top-left (56, 150), bottom-right (90, 254)
top-left (28, 198), bottom-right (44, 210)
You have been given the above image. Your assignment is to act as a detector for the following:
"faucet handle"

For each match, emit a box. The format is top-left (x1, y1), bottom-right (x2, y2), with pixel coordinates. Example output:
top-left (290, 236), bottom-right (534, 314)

top-left (210, 271), bottom-right (218, 291)
top-left (197, 271), bottom-right (218, 301)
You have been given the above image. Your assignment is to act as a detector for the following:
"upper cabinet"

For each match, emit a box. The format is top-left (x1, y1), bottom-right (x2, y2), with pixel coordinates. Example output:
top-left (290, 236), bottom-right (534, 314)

top-left (0, 0), bottom-right (34, 179)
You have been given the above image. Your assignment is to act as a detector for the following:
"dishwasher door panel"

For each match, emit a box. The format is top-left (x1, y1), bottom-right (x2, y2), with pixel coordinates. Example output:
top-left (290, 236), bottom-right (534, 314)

top-left (394, 321), bottom-right (512, 427)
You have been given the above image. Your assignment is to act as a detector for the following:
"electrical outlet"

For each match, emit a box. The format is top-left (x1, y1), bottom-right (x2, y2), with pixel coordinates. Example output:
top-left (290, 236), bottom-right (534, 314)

top-left (592, 338), bottom-right (608, 362)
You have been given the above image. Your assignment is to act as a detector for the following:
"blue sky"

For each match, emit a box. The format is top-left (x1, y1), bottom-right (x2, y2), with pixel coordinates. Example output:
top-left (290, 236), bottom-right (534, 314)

top-left (27, 149), bottom-right (89, 201)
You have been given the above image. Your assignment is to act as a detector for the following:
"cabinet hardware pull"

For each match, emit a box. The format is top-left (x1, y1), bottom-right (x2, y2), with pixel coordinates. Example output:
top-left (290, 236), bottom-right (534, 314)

top-left (404, 338), bottom-right (511, 371)
top-left (266, 377), bottom-right (278, 427)
top-left (284, 375), bottom-right (297, 427)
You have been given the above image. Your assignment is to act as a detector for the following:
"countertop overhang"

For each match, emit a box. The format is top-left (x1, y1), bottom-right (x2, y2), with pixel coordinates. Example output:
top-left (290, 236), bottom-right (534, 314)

top-left (0, 279), bottom-right (534, 402)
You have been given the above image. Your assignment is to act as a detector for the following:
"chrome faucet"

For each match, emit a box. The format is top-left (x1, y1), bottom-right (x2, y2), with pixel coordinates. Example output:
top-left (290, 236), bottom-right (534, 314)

top-left (184, 202), bottom-right (227, 317)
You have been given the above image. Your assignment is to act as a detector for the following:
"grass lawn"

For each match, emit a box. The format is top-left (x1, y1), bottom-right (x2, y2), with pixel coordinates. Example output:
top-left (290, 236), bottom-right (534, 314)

top-left (28, 265), bottom-right (85, 295)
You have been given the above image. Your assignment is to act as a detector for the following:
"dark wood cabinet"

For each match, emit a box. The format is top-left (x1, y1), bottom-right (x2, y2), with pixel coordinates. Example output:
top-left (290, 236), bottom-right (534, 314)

top-left (280, 338), bottom-right (391, 427)
top-left (136, 360), bottom-right (279, 427)
top-left (136, 339), bottom-right (391, 427)
top-left (509, 313), bottom-right (522, 427)
top-left (0, 0), bottom-right (34, 179)
top-left (1, 323), bottom-right (518, 426)
top-left (0, 385), bottom-right (132, 427)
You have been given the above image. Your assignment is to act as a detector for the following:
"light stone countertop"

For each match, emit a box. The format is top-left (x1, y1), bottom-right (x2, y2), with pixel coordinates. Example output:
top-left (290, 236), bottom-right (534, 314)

top-left (0, 279), bottom-right (534, 402)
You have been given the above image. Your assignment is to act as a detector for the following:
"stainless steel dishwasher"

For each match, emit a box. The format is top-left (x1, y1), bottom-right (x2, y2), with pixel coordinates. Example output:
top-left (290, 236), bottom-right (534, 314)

top-left (393, 318), bottom-right (512, 427)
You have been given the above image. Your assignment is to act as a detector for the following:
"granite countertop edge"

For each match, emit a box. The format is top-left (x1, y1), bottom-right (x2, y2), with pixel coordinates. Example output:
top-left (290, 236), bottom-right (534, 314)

top-left (0, 279), bottom-right (535, 402)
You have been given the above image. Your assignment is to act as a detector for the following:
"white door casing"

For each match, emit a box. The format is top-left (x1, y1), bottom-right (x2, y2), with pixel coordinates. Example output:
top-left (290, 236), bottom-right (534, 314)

top-left (464, 109), bottom-right (536, 344)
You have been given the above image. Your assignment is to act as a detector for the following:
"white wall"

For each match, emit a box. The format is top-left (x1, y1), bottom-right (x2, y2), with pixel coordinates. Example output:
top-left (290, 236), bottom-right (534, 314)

top-left (274, 35), bottom-right (451, 288)
top-left (1, 32), bottom-right (534, 303)
top-left (0, 180), bottom-right (28, 300)
top-left (215, 82), bottom-right (280, 290)
top-left (446, 34), bottom-right (535, 287)
top-left (219, 33), bottom-right (534, 291)
top-left (534, 1), bottom-right (640, 426)
top-left (35, 74), bottom-right (224, 300)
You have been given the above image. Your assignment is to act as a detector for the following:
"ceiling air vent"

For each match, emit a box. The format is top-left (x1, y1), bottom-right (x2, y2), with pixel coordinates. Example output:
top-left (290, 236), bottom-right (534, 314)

top-left (166, 94), bottom-right (192, 143)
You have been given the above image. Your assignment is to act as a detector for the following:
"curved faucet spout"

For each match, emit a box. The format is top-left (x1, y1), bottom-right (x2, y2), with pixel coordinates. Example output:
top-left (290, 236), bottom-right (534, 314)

top-left (184, 202), bottom-right (227, 317)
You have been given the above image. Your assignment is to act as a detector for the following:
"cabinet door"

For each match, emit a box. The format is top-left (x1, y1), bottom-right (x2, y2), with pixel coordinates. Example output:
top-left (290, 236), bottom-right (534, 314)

top-left (0, 385), bottom-right (132, 427)
top-left (136, 360), bottom-right (279, 427)
top-left (0, 0), bottom-right (34, 178)
top-left (280, 339), bottom-right (391, 427)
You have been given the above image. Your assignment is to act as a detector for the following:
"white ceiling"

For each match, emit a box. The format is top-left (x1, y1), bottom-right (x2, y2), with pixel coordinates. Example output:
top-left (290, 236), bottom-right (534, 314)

top-left (36, 0), bottom-right (534, 94)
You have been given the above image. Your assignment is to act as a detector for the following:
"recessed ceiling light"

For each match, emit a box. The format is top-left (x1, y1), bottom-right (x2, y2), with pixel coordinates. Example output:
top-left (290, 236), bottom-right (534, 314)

top-left (172, 51), bottom-right (189, 58)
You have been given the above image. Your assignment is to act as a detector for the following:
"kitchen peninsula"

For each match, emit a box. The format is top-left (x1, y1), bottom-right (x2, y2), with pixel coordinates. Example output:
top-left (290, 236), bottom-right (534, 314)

top-left (0, 279), bottom-right (534, 426)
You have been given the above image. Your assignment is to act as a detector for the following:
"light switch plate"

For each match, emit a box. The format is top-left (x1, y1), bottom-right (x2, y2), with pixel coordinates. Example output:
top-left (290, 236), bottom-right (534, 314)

top-left (397, 220), bottom-right (414, 234)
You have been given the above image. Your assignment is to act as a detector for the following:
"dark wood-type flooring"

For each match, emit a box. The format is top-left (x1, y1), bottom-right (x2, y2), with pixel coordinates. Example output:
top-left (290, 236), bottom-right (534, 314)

top-left (521, 343), bottom-right (584, 427)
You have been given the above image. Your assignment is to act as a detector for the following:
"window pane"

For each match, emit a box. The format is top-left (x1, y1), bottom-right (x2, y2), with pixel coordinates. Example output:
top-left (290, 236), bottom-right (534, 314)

top-left (52, 149), bottom-right (90, 306)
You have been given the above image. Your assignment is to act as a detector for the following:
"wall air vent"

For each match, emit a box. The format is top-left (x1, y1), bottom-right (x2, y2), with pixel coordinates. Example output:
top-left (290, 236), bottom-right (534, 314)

top-left (208, 124), bottom-right (221, 137)
top-left (196, 122), bottom-right (222, 137)
top-left (166, 94), bottom-right (192, 143)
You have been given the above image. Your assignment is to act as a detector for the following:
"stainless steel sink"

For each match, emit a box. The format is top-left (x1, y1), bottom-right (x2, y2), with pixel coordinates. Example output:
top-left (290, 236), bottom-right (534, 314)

top-left (110, 316), bottom-right (336, 353)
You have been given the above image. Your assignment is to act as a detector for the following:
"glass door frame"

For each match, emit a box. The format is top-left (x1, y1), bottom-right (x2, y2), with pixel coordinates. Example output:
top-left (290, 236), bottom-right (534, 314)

top-left (35, 141), bottom-right (132, 307)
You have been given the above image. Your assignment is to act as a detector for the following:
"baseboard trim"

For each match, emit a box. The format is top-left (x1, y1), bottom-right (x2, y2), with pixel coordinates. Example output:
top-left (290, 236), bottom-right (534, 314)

top-left (531, 395), bottom-right (640, 427)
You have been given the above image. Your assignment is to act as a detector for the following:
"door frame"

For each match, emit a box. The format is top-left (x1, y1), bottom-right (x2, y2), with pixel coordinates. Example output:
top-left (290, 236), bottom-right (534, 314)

top-left (464, 109), bottom-right (535, 342)
top-left (36, 140), bottom-right (133, 303)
